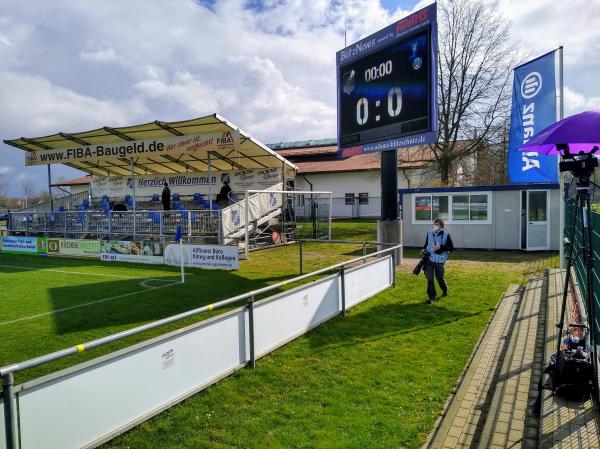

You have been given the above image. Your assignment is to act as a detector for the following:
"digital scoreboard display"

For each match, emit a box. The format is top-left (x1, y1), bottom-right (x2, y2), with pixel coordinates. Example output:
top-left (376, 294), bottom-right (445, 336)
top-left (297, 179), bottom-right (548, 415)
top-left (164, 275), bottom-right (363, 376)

top-left (336, 4), bottom-right (437, 153)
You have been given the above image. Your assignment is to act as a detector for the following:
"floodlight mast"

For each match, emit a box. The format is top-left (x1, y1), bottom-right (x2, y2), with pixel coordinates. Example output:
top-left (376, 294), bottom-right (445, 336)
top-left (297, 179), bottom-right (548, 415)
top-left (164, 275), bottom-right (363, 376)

top-left (552, 144), bottom-right (599, 399)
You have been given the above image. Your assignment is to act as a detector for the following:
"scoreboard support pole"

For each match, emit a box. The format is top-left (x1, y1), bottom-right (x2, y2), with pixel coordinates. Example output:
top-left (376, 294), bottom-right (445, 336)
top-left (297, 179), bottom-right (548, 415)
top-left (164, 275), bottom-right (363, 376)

top-left (378, 149), bottom-right (402, 266)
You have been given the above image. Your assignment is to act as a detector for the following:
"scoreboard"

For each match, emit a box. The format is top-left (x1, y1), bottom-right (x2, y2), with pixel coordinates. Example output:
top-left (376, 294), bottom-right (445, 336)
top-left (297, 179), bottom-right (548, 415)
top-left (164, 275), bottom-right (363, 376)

top-left (336, 4), bottom-right (437, 154)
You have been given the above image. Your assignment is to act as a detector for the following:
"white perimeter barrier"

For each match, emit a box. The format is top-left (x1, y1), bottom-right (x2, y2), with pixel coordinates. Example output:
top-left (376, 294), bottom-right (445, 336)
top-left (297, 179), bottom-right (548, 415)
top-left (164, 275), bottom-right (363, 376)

top-left (1, 255), bottom-right (394, 449)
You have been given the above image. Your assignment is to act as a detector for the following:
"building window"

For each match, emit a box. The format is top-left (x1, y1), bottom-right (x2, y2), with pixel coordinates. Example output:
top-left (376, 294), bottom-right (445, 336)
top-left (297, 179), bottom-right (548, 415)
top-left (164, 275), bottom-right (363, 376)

top-left (452, 195), bottom-right (469, 221)
top-left (470, 194), bottom-right (488, 221)
top-left (415, 195), bottom-right (432, 221)
top-left (413, 192), bottom-right (491, 223)
top-left (358, 193), bottom-right (369, 204)
top-left (433, 195), bottom-right (449, 220)
top-left (345, 193), bottom-right (355, 205)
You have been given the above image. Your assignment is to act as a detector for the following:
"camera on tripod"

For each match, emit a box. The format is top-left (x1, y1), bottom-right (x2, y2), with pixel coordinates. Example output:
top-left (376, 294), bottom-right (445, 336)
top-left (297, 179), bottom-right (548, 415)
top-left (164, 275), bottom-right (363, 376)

top-left (545, 143), bottom-right (600, 398)
top-left (557, 144), bottom-right (598, 180)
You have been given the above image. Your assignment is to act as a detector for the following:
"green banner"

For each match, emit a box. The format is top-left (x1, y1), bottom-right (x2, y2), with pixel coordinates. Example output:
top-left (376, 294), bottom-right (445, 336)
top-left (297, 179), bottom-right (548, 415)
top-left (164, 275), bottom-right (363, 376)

top-left (47, 239), bottom-right (101, 257)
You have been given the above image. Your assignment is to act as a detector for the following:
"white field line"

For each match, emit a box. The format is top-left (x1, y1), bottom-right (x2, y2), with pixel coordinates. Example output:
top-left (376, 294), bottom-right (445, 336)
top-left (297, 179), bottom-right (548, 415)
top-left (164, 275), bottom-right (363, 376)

top-left (0, 264), bottom-right (139, 279)
top-left (0, 279), bottom-right (181, 327)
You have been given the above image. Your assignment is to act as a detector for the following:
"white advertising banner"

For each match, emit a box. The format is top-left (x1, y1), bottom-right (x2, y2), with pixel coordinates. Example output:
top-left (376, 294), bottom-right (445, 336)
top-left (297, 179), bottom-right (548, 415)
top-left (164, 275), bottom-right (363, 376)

top-left (92, 168), bottom-right (282, 198)
top-left (100, 240), bottom-right (165, 265)
top-left (25, 132), bottom-right (240, 166)
top-left (100, 253), bottom-right (164, 265)
top-left (164, 244), bottom-right (239, 270)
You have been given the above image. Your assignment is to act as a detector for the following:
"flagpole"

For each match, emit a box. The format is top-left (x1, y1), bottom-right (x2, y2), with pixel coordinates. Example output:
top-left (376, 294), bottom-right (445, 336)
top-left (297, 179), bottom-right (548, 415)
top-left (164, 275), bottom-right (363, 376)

top-left (558, 46), bottom-right (565, 269)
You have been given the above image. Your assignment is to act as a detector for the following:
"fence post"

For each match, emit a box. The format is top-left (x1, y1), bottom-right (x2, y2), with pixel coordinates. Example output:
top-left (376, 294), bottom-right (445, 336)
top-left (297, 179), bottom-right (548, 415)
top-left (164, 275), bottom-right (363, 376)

top-left (64, 212), bottom-right (67, 238)
top-left (340, 265), bottom-right (346, 316)
top-left (218, 211), bottom-right (223, 245)
top-left (244, 194), bottom-right (250, 260)
top-left (362, 241), bottom-right (367, 263)
top-left (248, 294), bottom-right (256, 369)
top-left (299, 240), bottom-right (303, 275)
top-left (391, 251), bottom-right (396, 287)
top-left (159, 211), bottom-right (163, 244)
top-left (132, 210), bottom-right (136, 241)
top-left (2, 372), bottom-right (18, 449)
top-left (187, 211), bottom-right (191, 243)
top-left (25, 214), bottom-right (29, 237)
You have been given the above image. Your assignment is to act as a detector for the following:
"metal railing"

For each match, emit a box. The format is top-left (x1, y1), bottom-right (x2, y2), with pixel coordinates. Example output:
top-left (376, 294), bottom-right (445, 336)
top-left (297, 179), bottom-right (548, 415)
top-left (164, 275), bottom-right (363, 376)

top-left (7, 209), bottom-right (222, 241)
top-left (0, 244), bottom-right (401, 449)
top-left (14, 191), bottom-right (89, 214)
top-left (565, 198), bottom-right (600, 404)
top-left (297, 239), bottom-right (403, 274)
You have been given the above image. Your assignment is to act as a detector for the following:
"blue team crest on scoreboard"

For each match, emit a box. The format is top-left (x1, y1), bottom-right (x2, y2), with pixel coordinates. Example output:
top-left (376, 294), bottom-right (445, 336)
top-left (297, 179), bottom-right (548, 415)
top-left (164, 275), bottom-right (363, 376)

top-left (342, 70), bottom-right (356, 95)
top-left (410, 41), bottom-right (422, 70)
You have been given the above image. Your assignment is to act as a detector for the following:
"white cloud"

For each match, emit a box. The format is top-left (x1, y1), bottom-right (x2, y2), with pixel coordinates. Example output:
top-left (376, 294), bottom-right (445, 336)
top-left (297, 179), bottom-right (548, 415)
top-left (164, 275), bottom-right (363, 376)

top-left (0, 166), bottom-right (11, 175)
top-left (0, 33), bottom-right (13, 47)
top-left (0, 0), bottom-right (598, 196)
top-left (79, 48), bottom-right (122, 63)
top-left (564, 87), bottom-right (600, 115)
top-left (0, 71), bottom-right (147, 136)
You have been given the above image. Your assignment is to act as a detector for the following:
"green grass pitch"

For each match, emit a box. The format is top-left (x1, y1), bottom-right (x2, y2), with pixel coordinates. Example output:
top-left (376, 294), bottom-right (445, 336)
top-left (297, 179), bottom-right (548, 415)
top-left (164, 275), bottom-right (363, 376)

top-left (0, 220), bottom-right (557, 448)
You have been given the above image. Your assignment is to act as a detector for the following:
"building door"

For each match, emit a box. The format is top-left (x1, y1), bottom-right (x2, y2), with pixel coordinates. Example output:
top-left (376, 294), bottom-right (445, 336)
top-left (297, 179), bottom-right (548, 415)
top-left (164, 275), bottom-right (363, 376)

top-left (526, 190), bottom-right (549, 250)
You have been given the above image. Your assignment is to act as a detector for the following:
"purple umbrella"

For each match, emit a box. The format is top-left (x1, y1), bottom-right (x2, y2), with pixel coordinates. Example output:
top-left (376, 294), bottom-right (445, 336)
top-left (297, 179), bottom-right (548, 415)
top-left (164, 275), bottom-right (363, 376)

top-left (518, 110), bottom-right (600, 155)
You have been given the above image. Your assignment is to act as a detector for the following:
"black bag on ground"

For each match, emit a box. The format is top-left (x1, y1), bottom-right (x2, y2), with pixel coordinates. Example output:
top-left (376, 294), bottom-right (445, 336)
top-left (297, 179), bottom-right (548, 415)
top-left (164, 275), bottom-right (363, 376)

top-left (544, 325), bottom-right (594, 399)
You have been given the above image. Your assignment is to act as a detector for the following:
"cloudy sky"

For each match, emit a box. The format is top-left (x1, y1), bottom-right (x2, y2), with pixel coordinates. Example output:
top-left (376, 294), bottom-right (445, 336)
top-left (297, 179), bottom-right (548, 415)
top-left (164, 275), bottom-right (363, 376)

top-left (0, 0), bottom-right (598, 196)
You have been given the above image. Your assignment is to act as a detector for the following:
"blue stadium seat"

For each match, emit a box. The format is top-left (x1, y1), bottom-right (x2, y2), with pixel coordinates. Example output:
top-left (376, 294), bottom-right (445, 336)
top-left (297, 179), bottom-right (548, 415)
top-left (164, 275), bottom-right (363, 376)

top-left (172, 193), bottom-right (180, 201)
top-left (152, 193), bottom-right (160, 202)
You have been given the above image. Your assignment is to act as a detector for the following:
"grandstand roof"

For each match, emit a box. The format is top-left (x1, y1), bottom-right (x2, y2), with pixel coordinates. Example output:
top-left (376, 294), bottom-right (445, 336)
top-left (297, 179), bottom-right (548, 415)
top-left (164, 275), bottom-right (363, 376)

top-left (4, 114), bottom-right (297, 178)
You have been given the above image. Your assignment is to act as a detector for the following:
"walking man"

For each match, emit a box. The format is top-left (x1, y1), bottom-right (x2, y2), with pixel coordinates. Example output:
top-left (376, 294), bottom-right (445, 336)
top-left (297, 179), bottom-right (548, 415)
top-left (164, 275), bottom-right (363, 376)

top-left (422, 218), bottom-right (454, 304)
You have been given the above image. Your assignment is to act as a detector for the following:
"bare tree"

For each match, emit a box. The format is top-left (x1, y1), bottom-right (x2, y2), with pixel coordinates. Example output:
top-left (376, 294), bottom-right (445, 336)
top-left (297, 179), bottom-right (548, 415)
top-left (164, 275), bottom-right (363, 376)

top-left (0, 173), bottom-right (8, 197)
top-left (432, 0), bottom-right (516, 184)
top-left (21, 179), bottom-right (34, 208)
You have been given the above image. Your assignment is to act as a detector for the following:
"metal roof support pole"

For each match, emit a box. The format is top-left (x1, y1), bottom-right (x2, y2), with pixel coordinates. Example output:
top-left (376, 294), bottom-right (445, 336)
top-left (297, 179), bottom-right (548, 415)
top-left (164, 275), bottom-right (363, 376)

top-left (208, 152), bottom-right (212, 210)
top-left (47, 164), bottom-right (53, 211)
top-left (281, 160), bottom-right (286, 242)
top-left (328, 193), bottom-right (333, 241)
top-left (245, 193), bottom-right (249, 261)
top-left (130, 158), bottom-right (136, 240)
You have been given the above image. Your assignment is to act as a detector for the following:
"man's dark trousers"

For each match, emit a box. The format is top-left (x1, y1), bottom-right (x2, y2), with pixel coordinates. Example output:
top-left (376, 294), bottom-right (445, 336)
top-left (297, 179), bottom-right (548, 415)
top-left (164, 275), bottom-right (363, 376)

top-left (424, 261), bottom-right (447, 301)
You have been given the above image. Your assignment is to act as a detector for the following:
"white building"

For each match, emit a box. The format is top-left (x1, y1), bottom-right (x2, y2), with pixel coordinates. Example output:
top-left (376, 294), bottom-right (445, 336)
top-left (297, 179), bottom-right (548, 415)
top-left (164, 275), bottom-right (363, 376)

top-left (270, 139), bottom-right (437, 218)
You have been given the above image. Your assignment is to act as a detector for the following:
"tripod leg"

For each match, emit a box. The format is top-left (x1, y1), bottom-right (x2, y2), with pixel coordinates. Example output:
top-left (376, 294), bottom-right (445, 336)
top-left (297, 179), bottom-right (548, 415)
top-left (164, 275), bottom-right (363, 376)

top-left (552, 194), bottom-right (580, 387)
top-left (583, 191), bottom-right (599, 402)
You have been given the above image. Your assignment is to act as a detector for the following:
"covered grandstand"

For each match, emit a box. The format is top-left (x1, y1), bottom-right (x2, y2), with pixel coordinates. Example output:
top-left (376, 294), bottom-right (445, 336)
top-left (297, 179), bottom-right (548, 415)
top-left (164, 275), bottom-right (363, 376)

top-left (2, 114), bottom-right (326, 248)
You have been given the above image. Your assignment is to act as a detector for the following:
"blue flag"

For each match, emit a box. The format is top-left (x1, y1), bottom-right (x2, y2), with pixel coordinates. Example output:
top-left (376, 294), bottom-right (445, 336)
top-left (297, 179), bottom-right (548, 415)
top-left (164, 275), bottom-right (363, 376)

top-left (175, 224), bottom-right (182, 242)
top-left (507, 51), bottom-right (558, 183)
